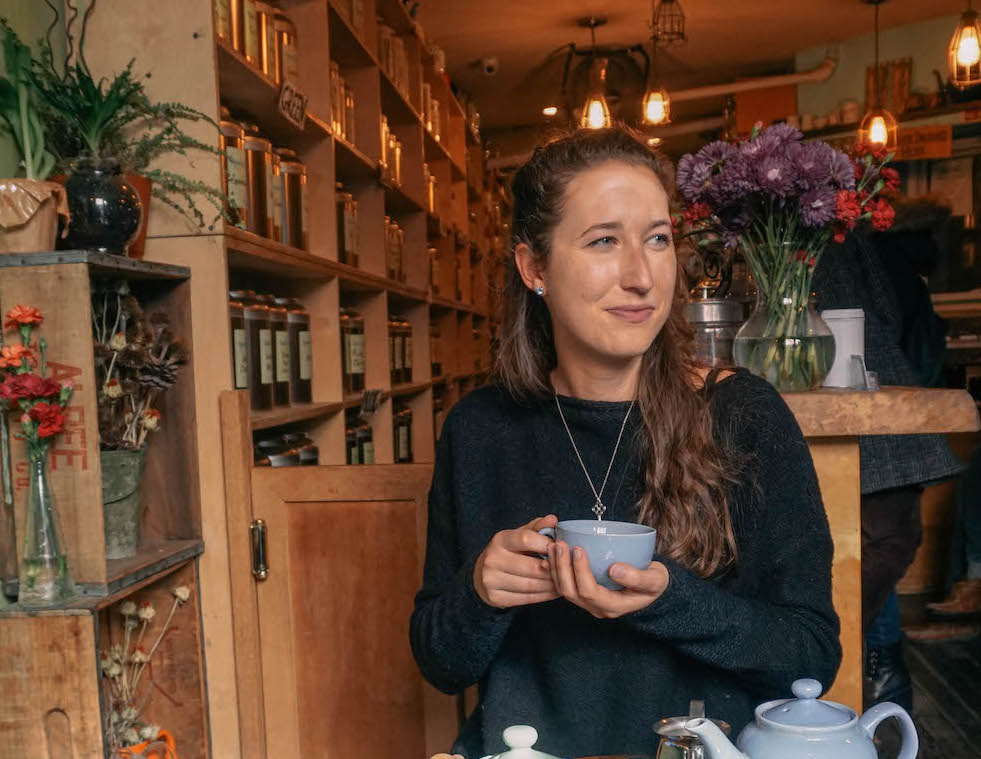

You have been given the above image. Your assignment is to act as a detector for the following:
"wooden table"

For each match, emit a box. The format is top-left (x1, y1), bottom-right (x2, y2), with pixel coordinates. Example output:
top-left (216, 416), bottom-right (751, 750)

top-left (782, 386), bottom-right (979, 712)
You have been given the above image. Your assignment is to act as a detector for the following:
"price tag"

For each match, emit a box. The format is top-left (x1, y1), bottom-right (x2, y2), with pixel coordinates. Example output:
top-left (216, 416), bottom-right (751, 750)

top-left (278, 82), bottom-right (309, 131)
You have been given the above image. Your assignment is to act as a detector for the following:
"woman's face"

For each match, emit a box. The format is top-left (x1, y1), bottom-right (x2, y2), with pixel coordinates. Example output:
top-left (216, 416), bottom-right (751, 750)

top-left (528, 160), bottom-right (677, 365)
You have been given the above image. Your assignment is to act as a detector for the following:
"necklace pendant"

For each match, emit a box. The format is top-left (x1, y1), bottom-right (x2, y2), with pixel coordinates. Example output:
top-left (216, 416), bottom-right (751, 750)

top-left (592, 498), bottom-right (605, 521)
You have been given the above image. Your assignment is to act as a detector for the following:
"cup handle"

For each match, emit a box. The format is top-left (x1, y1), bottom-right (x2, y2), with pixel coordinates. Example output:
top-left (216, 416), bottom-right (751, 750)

top-left (858, 702), bottom-right (918, 759)
top-left (537, 527), bottom-right (556, 560)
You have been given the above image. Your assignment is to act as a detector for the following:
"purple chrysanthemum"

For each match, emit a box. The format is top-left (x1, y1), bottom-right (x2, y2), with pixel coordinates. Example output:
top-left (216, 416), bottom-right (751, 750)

top-left (757, 155), bottom-right (794, 197)
top-left (799, 186), bottom-right (836, 227)
top-left (707, 153), bottom-right (758, 205)
top-left (698, 140), bottom-right (738, 167)
top-left (829, 150), bottom-right (856, 190)
top-left (791, 141), bottom-right (835, 191)
top-left (762, 122), bottom-right (804, 145)
top-left (676, 154), bottom-right (712, 202)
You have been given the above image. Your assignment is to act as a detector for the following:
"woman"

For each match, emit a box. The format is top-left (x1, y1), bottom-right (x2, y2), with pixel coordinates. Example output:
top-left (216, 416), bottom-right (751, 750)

top-left (410, 127), bottom-right (841, 758)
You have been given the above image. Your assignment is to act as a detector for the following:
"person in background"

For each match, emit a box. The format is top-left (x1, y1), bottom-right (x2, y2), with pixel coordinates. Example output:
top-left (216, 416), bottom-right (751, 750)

top-left (813, 198), bottom-right (965, 711)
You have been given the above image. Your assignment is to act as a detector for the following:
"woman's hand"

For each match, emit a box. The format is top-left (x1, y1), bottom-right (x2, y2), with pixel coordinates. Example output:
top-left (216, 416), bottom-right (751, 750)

top-left (474, 515), bottom-right (561, 609)
top-left (547, 541), bottom-right (669, 619)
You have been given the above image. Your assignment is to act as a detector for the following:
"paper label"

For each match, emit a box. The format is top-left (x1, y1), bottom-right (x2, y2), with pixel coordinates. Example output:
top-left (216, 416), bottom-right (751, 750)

top-left (398, 424), bottom-right (409, 460)
top-left (362, 440), bottom-right (374, 465)
top-left (284, 44), bottom-right (299, 85)
top-left (392, 333), bottom-right (402, 370)
top-left (404, 335), bottom-right (413, 369)
top-left (275, 330), bottom-right (290, 382)
top-left (226, 146), bottom-right (247, 210)
top-left (233, 328), bottom-right (248, 389)
top-left (277, 81), bottom-right (308, 130)
top-left (214, 0), bottom-right (231, 40)
top-left (299, 331), bottom-right (312, 380)
top-left (272, 174), bottom-right (284, 239)
top-left (349, 333), bottom-right (365, 373)
top-left (264, 20), bottom-right (277, 75)
top-left (259, 329), bottom-right (273, 385)
top-left (243, 0), bottom-right (260, 60)
top-left (348, 442), bottom-right (360, 465)
top-left (265, 161), bottom-right (276, 230)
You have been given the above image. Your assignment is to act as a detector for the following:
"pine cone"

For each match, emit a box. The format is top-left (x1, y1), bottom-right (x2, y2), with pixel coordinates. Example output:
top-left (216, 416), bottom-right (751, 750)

top-left (137, 356), bottom-right (178, 390)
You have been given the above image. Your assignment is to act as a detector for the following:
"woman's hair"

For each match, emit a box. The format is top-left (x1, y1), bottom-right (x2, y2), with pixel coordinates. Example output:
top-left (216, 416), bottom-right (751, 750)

top-left (496, 125), bottom-right (738, 578)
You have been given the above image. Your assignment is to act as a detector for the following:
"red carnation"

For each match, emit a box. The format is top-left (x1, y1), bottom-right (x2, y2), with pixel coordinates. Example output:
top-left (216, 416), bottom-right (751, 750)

top-left (0, 373), bottom-right (62, 402)
top-left (870, 198), bottom-right (896, 232)
top-left (682, 202), bottom-right (712, 225)
top-left (28, 402), bottom-right (66, 438)
top-left (3, 305), bottom-right (43, 332)
top-left (880, 167), bottom-right (900, 192)
top-left (833, 224), bottom-right (849, 244)
top-left (835, 190), bottom-right (862, 225)
top-left (854, 140), bottom-right (888, 163)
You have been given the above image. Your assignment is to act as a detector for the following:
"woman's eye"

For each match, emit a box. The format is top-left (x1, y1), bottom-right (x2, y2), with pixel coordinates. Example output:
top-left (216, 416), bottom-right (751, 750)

top-left (587, 236), bottom-right (617, 247)
top-left (647, 233), bottom-right (672, 248)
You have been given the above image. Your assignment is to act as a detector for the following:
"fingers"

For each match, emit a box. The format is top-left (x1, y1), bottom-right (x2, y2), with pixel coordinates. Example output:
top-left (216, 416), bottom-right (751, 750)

top-left (524, 514), bottom-right (558, 531)
top-left (488, 552), bottom-right (552, 581)
top-left (549, 542), bottom-right (579, 599)
top-left (570, 544), bottom-right (603, 602)
top-left (611, 561), bottom-right (669, 595)
top-left (500, 524), bottom-right (555, 556)
top-left (489, 589), bottom-right (560, 607)
top-left (487, 572), bottom-right (556, 594)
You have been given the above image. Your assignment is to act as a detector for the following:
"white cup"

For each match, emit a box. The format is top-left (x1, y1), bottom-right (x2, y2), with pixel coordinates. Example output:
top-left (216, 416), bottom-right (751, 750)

top-left (822, 309), bottom-right (865, 388)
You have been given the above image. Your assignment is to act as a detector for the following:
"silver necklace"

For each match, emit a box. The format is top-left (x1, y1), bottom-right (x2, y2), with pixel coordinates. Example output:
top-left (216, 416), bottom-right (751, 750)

top-left (554, 396), bottom-right (635, 521)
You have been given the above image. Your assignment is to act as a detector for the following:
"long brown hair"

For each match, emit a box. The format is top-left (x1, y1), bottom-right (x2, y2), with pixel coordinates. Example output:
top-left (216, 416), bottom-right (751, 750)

top-left (496, 126), bottom-right (738, 578)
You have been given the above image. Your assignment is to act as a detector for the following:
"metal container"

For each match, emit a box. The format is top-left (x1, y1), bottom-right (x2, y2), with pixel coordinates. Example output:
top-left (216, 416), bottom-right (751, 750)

top-left (277, 150), bottom-right (308, 249)
top-left (686, 298), bottom-right (744, 369)
top-left (256, 1), bottom-right (278, 80)
top-left (242, 132), bottom-right (272, 236)
top-left (274, 13), bottom-right (298, 85)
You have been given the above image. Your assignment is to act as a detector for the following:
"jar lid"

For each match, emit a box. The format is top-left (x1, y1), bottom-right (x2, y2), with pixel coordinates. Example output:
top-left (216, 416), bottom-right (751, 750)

top-left (480, 726), bottom-right (565, 759)
top-left (279, 160), bottom-right (306, 174)
top-left (686, 298), bottom-right (744, 324)
top-left (243, 134), bottom-right (272, 151)
top-left (276, 147), bottom-right (298, 160)
top-left (762, 679), bottom-right (851, 728)
top-left (219, 119), bottom-right (243, 138)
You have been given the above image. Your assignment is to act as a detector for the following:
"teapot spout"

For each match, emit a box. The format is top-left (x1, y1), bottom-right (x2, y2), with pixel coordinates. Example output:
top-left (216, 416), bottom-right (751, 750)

top-left (684, 718), bottom-right (749, 759)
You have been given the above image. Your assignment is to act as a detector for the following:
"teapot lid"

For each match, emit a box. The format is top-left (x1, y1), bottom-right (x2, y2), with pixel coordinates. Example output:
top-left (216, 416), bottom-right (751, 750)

top-left (762, 679), bottom-right (851, 727)
top-left (481, 726), bottom-right (565, 759)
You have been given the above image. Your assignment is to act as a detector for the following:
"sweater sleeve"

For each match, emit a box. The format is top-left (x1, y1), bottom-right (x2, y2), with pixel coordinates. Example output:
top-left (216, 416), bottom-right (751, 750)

top-left (409, 414), bottom-right (515, 694)
top-left (624, 378), bottom-right (842, 697)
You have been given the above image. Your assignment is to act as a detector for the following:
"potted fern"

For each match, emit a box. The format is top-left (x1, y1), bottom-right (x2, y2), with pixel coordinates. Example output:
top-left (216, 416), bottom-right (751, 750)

top-left (29, 1), bottom-right (227, 257)
top-left (0, 19), bottom-right (67, 253)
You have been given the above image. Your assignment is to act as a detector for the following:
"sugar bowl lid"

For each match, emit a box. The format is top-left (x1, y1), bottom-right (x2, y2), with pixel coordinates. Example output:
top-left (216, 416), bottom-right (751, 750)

top-left (762, 679), bottom-right (851, 727)
top-left (479, 725), bottom-right (565, 759)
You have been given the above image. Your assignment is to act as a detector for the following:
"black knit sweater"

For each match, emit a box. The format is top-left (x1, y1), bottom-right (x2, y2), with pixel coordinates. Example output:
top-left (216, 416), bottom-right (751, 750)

top-left (410, 370), bottom-right (841, 758)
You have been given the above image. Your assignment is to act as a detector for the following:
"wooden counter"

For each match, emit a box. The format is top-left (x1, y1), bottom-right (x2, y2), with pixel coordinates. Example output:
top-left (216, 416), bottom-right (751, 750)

top-left (782, 386), bottom-right (980, 712)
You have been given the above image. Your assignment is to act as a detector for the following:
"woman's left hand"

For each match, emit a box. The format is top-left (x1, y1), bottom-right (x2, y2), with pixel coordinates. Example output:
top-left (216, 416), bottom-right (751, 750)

top-left (546, 541), bottom-right (669, 619)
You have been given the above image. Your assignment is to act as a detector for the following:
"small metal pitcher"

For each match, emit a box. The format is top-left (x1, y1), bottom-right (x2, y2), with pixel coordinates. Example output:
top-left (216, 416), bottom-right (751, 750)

top-left (655, 700), bottom-right (730, 759)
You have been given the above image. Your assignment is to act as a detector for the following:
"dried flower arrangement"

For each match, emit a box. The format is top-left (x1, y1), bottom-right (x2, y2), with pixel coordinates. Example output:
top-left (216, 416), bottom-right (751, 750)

top-left (92, 283), bottom-right (187, 450)
top-left (100, 584), bottom-right (192, 752)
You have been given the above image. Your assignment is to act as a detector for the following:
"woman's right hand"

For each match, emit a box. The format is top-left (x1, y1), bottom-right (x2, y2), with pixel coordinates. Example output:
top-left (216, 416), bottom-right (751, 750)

top-left (473, 514), bottom-right (560, 609)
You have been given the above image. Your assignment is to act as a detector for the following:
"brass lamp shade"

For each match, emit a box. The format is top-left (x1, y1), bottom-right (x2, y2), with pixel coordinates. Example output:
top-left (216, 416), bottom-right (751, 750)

top-left (858, 107), bottom-right (898, 151)
top-left (950, 7), bottom-right (981, 88)
top-left (642, 86), bottom-right (671, 125)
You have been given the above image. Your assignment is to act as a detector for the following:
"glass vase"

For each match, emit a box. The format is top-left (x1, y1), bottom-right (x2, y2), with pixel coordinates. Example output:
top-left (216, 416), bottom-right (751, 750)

top-left (18, 451), bottom-right (75, 607)
top-left (733, 290), bottom-right (836, 392)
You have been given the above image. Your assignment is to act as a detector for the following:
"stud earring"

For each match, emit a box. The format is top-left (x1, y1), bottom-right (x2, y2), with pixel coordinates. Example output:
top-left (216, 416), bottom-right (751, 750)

top-left (535, 285), bottom-right (545, 296)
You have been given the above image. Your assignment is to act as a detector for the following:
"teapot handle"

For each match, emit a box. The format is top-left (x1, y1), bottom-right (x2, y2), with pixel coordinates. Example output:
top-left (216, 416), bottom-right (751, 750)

top-left (858, 702), bottom-right (918, 759)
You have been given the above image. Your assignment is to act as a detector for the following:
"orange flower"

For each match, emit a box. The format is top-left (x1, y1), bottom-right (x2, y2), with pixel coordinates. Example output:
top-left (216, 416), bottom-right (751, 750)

top-left (4, 306), bottom-right (43, 332)
top-left (0, 344), bottom-right (33, 369)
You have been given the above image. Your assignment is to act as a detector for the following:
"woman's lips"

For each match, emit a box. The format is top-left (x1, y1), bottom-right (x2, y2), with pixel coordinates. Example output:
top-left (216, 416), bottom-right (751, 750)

top-left (606, 306), bottom-right (655, 323)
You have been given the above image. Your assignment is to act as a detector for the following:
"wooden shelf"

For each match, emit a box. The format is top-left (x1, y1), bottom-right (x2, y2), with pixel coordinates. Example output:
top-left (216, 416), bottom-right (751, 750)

top-left (251, 402), bottom-right (346, 431)
top-left (375, 0), bottom-right (419, 36)
top-left (327, 2), bottom-right (377, 69)
top-left (335, 135), bottom-right (378, 182)
top-left (224, 227), bottom-right (337, 277)
top-left (216, 40), bottom-right (329, 145)
top-left (391, 380), bottom-right (431, 398)
top-left (426, 213), bottom-right (448, 238)
top-left (382, 177), bottom-right (426, 213)
top-left (0, 250), bottom-right (190, 280)
top-left (424, 126), bottom-right (452, 165)
top-left (379, 68), bottom-right (421, 125)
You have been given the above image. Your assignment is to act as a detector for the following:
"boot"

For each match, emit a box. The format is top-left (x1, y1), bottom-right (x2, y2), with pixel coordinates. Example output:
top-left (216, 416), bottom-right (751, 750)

top-left (926, 579), bottom-right (981, 619)
top-left (864, 643), bottom-right (912, 712)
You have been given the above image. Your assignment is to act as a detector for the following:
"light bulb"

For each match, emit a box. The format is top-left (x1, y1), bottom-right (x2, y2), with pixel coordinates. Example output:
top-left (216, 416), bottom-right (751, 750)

top-left (868, 115), bottom-right (888, 145)
top-left (642, 89), bottom-right (670, 125)
top-left (958, 25), bottom-right (981, 66)
top-left (580, 95), bottom-right (611, 129)
top-left (542, 106), bottom-right (558, 117)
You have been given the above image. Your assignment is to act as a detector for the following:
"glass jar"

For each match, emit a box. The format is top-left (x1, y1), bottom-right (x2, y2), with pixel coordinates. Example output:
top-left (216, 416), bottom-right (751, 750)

top-left (256, 2), bottom-right (277, 79)
top-left (402, 316), bottom-right (413, 384)
top-left (269, 297), bottom-right (290, 406)
top-left (274, 13), bottom-right (298, 85)
top-left (428, 246), bottom-right (439, 295)
top-left (396, 225), bottom-right (406, 283)
top-left (344, 84), bottom-right (356, 146)
top-left (430, 324), bottom-right (441, 377)
top-left (379, 116), bottom-right (390, 178)
top-left (283, 432), bottom-right (318, 465)
top-left (214, 0), bottom-right (232, 43)
top-left (384, 217), bottom-right (396, 280)
top-left (394, 406), bottom-right (413, 463)
top-left (277, 150), bottom-right (308, 249)
top-left (242, 0), bottom-right (260, 64)
top-left (243, 292), bottom-right (273, 410)
top-left (329, 62), bottom-right (343, 137)
top-left (336, 183), bottom-right (357, 266)
top-left (393, 137), bottom-right (402, 186)
top-left (243, 132), bottom-right (272, 237)
top-left (219, 118), bottom-right (246, 225)
top-left (256, 437), bottom-right (300, 467)
top-left (341, 309), bottom-right (365, 394)
top-left (229, 290), bottom-right (249, 390)
top-left (284, 297), bottom-right (312, 403)
top-left (388, 316), bottom-right (401, 385)
top-left (269, 149), bottom-right (283, 242)
top-left (357, 418), bottom-right (374, 464)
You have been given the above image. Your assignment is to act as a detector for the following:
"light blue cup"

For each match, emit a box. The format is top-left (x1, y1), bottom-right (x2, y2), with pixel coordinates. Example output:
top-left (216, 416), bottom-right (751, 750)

top-left (539, 519), bottom-right (657, 590)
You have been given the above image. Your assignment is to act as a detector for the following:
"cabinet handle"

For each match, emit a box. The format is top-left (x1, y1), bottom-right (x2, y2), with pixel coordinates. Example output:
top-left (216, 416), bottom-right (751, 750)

top-left (250, 519), bottom-right (269, 581)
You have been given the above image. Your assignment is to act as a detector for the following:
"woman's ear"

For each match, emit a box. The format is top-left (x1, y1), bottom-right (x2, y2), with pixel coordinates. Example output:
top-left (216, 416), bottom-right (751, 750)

top-left (515, 242), bottom-right (545, 294)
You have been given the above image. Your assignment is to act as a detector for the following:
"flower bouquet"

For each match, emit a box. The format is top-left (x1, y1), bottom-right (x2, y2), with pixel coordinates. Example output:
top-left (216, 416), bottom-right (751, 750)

top-left (101, 584), bottom-right (192, 755)
top-left (0, 305), bottom-right (75, 606)
top-left (676, 123), bottom-right (897, 390)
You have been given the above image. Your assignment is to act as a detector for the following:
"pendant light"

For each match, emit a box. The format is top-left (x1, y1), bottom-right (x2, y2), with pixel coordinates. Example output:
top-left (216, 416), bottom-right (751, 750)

top-left (642, 39), bottom-right (671, 125)
top-left (579, 18), bottom-right (612, 129)
top-left (858, 0), bottom-right (897, 151)
top-left (652, 0), bottom-right (686, 45)
top-left (949, 1), bottom-right (981, 88)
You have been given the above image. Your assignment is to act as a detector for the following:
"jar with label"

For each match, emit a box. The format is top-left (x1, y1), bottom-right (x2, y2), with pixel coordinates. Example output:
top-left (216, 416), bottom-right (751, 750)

top-left (214, 0), bottom-right (232, 43)
top-left (430, 324), bottom-right (442, 377)
top-left (394, 406), bottom-right (413, 463)
top-left (274, 13), bottom-right (299, 85)
top-left (379, 116), bottom-right (390, 178)
top-left (344, 84), bottom-right (356, 146)
top-left (393, 137), bottom-right (402, 186)
top-left (428, 246), bottom-right (439, 295)
top-left (341, 309), bottom-right (365, 394)
top-left (228, 291), bottom-right (249, 390)
top-left (329, 62), bottom-right (343, 137)
top-left (428, 172), bottom-right (437, 215)
top-left (388, 316), bottom-right (401, 385)
top-left (387, 132), bottom-right (399, 185)
top-left (357, 418), bottom-right (374, 463)
top-left (256, 2), bottom-right (276, 79)
top-left (243, 132), bottom-right (271, 237)
top-left (252, 295), bottom-right (277, 405)
top-left (256, 437), bottom-right (300, 467)
top-left (402, 316), bottom-right (413, 384)
top-left (283, 432), bottom-right (318, 465)
top-left (269, 149), bottom-right (284, 242)
top-left (242, 293), bottom-right (273, 410)
top-left (242, 0), bottom-right (260, 64)
top-left (219, 118), bottom-right (246, 225)
top-left (277, 150), bottom-right (308, 249)
top-left (268, 298), bottom-right (290, 405)
top-left (284, 298), bottom-right (312, 403)
top-left (231, 0), bottom-right (246, 53)
top-left (336, 183), bottom-right (358, 266)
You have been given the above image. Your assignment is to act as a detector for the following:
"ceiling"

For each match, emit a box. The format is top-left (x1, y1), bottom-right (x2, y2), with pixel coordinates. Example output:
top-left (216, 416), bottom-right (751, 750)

top-left (419, 0), bottom-right (965, 145)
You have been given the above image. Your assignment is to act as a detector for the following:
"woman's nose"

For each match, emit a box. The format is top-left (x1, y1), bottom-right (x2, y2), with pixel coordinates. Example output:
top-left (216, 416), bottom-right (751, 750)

top-left (620, 241), bottom-right (654, 293)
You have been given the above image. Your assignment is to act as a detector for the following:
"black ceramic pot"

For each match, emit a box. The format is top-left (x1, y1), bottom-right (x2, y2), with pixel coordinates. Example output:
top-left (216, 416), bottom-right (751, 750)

top-left (62, 158), bottom-right (143, 255)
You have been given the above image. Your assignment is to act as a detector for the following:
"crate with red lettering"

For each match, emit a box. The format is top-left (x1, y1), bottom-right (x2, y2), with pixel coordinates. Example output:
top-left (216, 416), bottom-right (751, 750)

top-left (0, 251), bottom-right (200, 596)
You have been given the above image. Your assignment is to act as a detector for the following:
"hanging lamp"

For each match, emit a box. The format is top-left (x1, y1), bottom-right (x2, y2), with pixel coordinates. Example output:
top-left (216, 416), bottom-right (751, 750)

top-left (949, 1), bottom-right (981, 88)
top-left (652, 0), bottom-right (686, 45)
top-left (642, 32), bottom-right (671, 125)
top-left (858, 0), bottom-right (897, 151)
top-left (579, 18), bottom-right (613, 129)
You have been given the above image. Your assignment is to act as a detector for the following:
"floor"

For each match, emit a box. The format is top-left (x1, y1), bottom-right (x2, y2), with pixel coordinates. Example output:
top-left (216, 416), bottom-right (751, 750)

top-left (875, 595), bottom-right (981, 759)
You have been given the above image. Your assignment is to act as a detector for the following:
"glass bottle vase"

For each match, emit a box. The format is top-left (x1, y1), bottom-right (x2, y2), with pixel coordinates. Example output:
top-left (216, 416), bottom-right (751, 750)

top-left (733, 291), bottom-right (836, 392)
top-left (18, 451), bottom-right (75, 607)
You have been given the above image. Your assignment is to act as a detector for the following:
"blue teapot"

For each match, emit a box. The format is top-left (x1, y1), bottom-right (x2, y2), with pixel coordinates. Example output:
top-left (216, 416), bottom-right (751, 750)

top-left (684, 679), bottom-right (917, 759)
